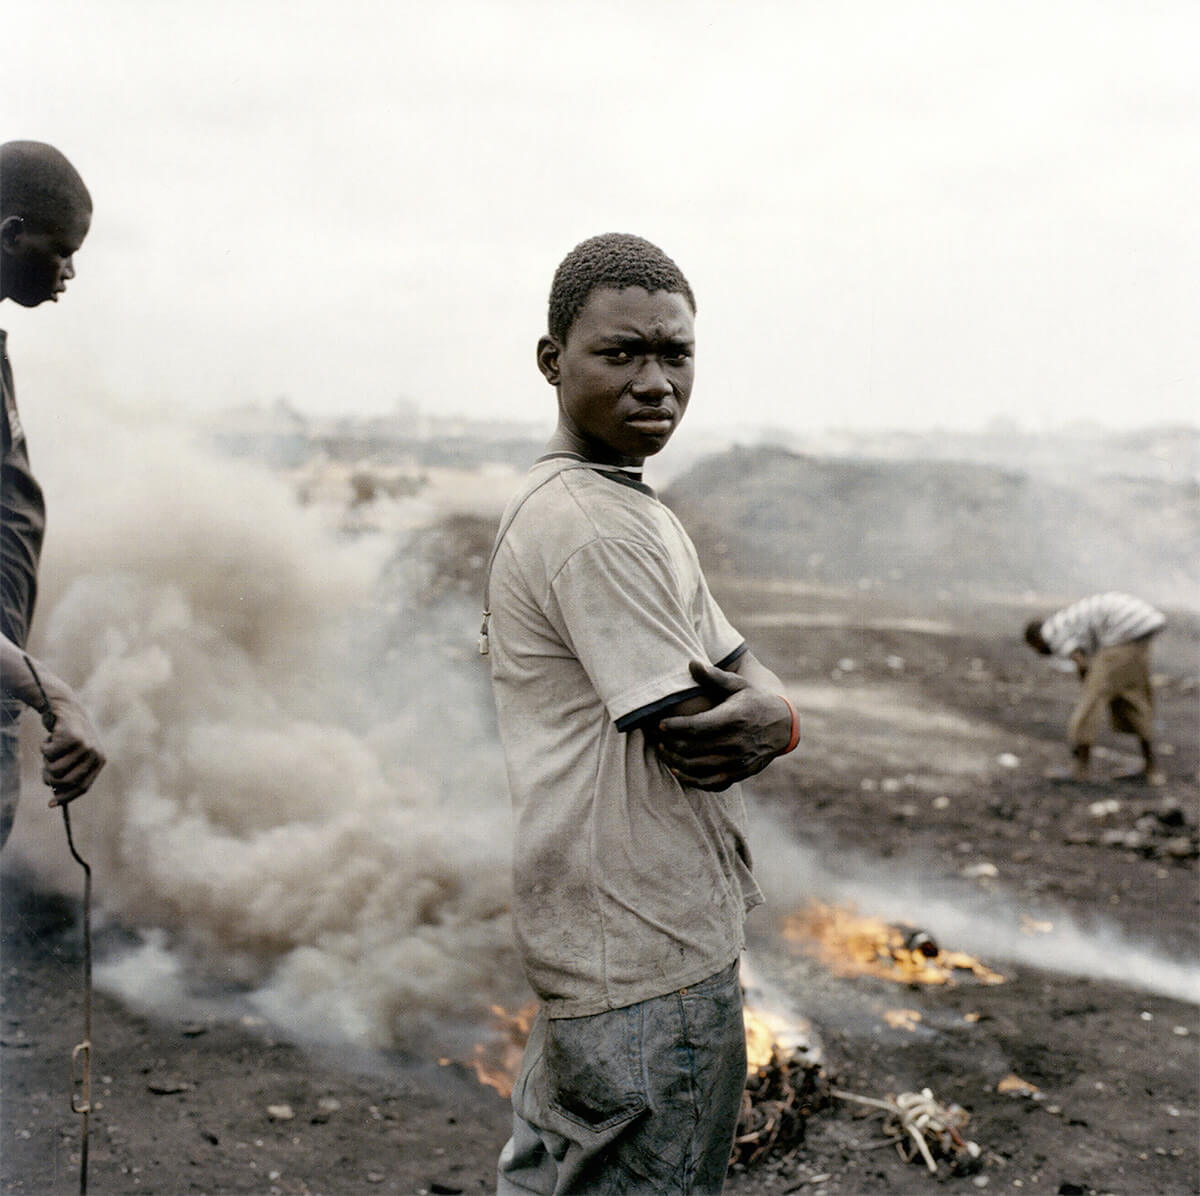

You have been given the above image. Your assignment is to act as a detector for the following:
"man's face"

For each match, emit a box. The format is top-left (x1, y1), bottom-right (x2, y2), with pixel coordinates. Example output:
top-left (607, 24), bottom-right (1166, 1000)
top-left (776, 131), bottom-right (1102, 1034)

top-left (540, 286), bottom-right (696, 466)
top-left (0, 206), bottom-right (91, 307)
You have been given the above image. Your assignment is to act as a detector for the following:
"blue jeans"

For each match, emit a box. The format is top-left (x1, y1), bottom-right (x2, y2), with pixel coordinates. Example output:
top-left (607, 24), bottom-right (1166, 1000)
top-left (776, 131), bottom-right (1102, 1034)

top-left (497, 960), bottom-right (746, 1195)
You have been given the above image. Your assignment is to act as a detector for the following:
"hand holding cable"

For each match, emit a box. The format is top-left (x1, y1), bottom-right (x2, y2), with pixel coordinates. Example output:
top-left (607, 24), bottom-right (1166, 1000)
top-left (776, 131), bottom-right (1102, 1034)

top-left (37, 689), bottom-right (106, 806)
top-left (11, 648), bottom-right (106, 806)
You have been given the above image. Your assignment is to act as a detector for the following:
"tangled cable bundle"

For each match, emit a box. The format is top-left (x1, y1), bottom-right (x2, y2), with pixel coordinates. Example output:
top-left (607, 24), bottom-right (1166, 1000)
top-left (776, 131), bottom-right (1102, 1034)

top-left (832, 1086), bottom-right (983, 1175)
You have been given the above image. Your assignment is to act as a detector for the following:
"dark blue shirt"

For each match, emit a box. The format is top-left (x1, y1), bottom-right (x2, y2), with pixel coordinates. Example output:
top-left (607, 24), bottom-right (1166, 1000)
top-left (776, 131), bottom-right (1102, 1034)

top-left (1, 329), bottom-right (47, 721)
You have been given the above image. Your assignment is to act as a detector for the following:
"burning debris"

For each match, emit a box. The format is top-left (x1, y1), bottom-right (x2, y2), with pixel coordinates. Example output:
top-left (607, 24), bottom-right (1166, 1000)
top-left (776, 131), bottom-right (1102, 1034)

top-left (740, 958), bottom-right (823, 1072)
top-left (783, 901), bottom-right (1006, 987)
top-left (459, 1002), bottom-right (537, 1098)
top-left (735, 960), bottom-right (829, 1167)
top-left (733, 1047), bottom-right (830, 1168)
top-left (883, 1008), bottom-right (923, 1031)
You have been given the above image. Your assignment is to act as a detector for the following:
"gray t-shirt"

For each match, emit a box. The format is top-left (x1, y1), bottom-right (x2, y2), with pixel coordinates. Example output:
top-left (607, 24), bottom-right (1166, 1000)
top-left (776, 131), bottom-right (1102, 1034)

top-left (488, 457), bottom-right (763, 1018)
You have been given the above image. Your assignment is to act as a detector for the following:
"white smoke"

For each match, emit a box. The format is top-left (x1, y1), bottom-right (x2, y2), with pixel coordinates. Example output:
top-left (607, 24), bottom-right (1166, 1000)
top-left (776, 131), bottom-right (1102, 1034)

top-left (11, 396), bottom-right (522, 1049)
top-left (749, 808), bottom-right (1200, 1005)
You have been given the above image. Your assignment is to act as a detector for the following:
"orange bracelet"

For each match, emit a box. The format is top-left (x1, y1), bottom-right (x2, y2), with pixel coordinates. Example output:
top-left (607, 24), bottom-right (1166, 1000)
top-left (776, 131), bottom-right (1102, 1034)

top-left (780, 696), bottom-right (800, 754)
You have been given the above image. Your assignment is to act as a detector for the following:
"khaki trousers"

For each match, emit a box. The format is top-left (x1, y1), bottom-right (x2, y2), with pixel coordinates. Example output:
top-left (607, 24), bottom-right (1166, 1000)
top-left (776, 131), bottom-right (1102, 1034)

top-left (1068, 638), bottom-right (1155, 748)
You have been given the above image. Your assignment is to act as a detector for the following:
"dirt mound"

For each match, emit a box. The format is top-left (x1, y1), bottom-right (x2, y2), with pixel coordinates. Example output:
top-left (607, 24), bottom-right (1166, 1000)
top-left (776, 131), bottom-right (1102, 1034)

top-left (664, 446), bottom-right (1199, 602)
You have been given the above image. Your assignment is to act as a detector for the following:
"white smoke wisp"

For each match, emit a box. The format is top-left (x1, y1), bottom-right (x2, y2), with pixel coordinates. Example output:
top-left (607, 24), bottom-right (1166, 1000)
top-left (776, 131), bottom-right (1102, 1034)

top-left (11, 397), bottom-right (520, 1050)
top-left (748, 809), bottom-right (1200, 1006)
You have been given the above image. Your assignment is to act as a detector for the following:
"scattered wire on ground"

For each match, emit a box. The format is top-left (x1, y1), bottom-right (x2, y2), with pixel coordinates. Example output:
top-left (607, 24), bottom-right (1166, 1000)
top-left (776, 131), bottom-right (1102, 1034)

top-left (831, 1085), bottom-right (983, 1175)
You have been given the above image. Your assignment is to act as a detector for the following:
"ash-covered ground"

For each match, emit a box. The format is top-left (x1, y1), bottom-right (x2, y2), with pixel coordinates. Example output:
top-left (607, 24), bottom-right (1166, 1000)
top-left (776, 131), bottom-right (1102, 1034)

top-left (3, 435), bottom-right (1198, 1195)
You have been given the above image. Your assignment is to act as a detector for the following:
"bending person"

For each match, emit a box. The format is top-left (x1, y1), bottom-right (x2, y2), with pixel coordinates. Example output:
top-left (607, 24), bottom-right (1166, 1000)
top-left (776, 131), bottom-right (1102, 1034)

top-left (1024, 591), bottom-right (1166, 785)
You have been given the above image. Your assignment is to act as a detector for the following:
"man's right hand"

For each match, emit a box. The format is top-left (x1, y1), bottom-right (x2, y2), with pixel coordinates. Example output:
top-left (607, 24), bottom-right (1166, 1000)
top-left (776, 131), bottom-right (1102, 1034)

top-left (654, 659), bottom-right (794, 792)
top-left (40, 690), bottom-right (106, 806)
top-left (1, 636), bottom-right (106, 806)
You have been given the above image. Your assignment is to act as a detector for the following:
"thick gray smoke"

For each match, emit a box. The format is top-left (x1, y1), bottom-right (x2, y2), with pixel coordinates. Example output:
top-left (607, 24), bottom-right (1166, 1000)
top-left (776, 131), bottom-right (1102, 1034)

top-left (11, 397), bottom-right (522, 1048)
top-left (10, 397), bottom-right (1194, 1070)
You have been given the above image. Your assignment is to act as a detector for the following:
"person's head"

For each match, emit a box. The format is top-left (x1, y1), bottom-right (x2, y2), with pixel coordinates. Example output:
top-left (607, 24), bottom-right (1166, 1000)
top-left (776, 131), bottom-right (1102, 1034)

top-left (1, 141), bottom-right (92, 308)
top-left (537, 233), bottom-right (697, 466)
top-left (1024, 618), bottom-right (1050, 654)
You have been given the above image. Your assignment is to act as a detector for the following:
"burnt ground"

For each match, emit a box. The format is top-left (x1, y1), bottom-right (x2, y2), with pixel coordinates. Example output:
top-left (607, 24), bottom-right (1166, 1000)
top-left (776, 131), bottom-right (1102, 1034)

top-left (2, 579), bottom-right (1198, 1196)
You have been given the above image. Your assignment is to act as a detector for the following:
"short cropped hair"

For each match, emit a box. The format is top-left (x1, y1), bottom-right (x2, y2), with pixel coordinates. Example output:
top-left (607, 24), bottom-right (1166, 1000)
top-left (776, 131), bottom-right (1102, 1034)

top-left (547, 233), bottom-right (695, 343)
top-left (1024, 619), bottom-right (1050, 653)
top-left (1, 141), bottom-right (92, 231)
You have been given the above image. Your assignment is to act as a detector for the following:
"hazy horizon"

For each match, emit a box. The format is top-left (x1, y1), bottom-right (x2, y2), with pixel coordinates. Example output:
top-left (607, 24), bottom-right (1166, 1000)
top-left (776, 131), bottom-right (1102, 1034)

top-left (7, 1), bottom-right (1197, 434)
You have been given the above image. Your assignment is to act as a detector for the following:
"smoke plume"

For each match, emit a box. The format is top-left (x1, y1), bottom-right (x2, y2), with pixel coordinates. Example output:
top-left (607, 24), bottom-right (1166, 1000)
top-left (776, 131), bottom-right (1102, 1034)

top-left (11, 397), bottom-right (521, 1049)
top-left (750, 810), bottom-right (1200, 1005)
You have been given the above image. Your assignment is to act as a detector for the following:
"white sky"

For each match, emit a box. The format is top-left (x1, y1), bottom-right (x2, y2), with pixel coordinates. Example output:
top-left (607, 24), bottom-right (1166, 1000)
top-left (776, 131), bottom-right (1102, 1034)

top-left (6, 0), bottom-right (1198, 433)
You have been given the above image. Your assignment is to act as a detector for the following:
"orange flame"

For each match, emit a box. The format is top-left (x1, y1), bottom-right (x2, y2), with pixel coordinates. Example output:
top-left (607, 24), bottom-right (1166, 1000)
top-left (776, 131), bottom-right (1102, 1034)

top-left (740, 957), bottom-right (820, 1074)
top-left (743, 1004), bottom-right (813, 1072)
top-left (883, 1008), bottom-right (923, 1031)
top-left (782, 901), bottom-right (1004, 986)
top-left (464, 1002), bottom-right (537, 1098)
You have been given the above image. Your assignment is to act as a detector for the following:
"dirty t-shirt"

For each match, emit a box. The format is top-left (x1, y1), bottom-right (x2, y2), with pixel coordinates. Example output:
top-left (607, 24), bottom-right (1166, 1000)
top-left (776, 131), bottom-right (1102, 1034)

top-left (1040, 592), bottom-right (1166, 659)
top-left (488, 457), bottom-right (763, 1018)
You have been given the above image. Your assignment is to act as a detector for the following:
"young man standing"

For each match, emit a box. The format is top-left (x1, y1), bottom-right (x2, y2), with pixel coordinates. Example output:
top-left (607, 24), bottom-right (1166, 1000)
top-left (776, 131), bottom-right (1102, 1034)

top-left (1, 140), bottom-right (106, 847)
top-left (485, 233), bottom-right (799, 1193)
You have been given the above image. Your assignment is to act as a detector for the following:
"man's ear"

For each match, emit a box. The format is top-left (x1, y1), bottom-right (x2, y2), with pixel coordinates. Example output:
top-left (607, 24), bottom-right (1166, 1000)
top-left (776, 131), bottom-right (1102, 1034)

top-left (536, 335), bottom-right (562, 386)
top-left (0, 216), bottom-right (26, 254)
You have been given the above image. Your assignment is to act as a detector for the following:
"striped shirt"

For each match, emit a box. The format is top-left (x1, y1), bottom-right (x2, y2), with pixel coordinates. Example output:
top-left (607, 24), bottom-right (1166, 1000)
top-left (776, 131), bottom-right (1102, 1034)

top-left (1040, 592), bottom-right (1166, 659)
